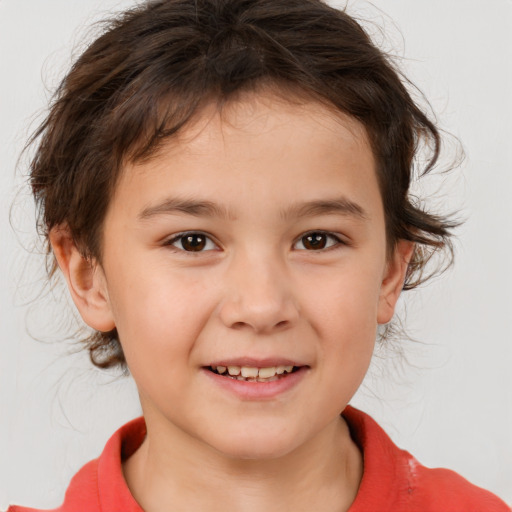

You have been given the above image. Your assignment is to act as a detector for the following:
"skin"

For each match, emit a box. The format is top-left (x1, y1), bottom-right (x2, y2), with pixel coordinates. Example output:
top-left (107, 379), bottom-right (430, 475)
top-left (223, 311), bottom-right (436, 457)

top-left (51, 91), bottom-right (413, 512)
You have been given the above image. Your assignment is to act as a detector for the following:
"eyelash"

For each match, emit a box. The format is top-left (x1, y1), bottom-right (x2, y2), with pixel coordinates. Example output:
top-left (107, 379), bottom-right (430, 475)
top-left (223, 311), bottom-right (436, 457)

top-left (165, 232), bottom-right (218, 253)
top-left (164, 230), bottom-right (346, 253)
top-left (292, 231), bottom-right (345, 251)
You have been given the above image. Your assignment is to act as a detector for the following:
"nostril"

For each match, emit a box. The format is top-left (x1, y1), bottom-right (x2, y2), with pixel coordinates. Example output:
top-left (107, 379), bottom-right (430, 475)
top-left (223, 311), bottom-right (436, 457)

top-left (229, 320), bottom-right (289, 331)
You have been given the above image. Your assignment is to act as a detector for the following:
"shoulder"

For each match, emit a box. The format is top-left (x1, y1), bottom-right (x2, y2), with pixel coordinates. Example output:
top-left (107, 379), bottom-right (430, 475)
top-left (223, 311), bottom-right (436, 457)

top-left (7, 458), bottom-right (100, 512)
top-left (343, 406), bottom-right (511, 512)
top-left (404, 453), bottom-right (511, 511)
top-left (7, 417), bottom-right (146, 512)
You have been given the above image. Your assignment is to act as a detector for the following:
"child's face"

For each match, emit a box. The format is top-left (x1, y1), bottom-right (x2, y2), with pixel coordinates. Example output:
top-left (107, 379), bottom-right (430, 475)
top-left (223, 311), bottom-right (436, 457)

top-left (70, 92), bottom-right (410, 459)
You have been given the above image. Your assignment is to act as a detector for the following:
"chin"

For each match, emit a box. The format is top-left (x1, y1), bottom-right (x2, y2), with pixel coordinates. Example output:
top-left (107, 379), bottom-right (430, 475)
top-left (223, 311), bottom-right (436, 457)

top-left (204, 424), bottom-right (304, 461)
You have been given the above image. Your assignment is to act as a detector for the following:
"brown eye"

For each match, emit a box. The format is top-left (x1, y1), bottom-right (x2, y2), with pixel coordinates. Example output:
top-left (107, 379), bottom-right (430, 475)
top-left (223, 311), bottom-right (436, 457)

top-left (181, 234), bottom-right (206, 251)
top-left (294, 232), bottom-right (341, 251)
top-left (302, 233), bottom-right (327, 250)
top-left (169, 232), bottom-right (216, 252)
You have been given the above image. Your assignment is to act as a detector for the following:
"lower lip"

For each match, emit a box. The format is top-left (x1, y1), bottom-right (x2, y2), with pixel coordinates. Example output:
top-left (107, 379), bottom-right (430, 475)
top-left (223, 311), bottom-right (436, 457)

top-left (202, 367), bottom-right (308, 400)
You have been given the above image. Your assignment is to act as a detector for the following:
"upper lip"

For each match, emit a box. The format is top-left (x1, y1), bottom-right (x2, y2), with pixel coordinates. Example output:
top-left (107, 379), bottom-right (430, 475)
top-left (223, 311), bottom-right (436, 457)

top-left (206, 357), bottom-right (308, 368)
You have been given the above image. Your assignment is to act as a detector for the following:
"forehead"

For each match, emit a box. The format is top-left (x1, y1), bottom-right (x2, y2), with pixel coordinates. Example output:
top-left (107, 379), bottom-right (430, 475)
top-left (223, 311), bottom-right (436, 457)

top-left (112, 91), bottom-right (379, 220)
top-left (166, 89), bottom-right (370, 160)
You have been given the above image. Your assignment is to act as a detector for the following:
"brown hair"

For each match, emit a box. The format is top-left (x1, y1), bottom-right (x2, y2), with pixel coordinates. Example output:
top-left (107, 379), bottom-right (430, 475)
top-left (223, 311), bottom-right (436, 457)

top-left (27, 0), bottom-right (457, 369)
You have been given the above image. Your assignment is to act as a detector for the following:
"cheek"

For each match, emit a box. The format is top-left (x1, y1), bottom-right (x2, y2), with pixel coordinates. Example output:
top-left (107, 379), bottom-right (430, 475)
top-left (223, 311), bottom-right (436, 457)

top-left (105, 259), bottom-right (217, 360)
top-left (300, 262), bottom-right (382, 364)
top-left (303, 262), bottom-right (383, 327)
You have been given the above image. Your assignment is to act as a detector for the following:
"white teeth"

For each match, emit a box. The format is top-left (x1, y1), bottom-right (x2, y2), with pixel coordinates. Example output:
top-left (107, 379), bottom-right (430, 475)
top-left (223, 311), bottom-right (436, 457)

top-left (241, 366), bottom-right (259, 378)
top-left (213, 364), bottom-right (298, 379)
top-left (228, 366), bottom-right (241, 376)
top-left (258, 367), bottom-right (277, 379)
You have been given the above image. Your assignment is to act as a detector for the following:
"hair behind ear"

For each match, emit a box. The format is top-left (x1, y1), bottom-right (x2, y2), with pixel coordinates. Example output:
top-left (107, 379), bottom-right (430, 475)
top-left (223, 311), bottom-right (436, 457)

top-left (49, 225), bottom-right (116, 333)
top-left (377, 240), bottom-right (415, 325)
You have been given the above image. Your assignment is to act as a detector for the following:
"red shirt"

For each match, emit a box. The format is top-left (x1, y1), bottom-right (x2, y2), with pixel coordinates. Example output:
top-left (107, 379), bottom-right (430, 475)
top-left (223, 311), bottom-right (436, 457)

top-left (9, 407), bottom-right (510, 512)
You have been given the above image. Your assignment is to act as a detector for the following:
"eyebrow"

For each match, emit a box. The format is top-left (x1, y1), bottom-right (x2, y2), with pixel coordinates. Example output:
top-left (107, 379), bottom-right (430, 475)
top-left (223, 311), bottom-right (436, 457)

top-left (281, 197), bottom-right (368, 221)
top-left (138, 196), bottom-right (368, 222)
top-left (138, 197), bottom-right (233, 220)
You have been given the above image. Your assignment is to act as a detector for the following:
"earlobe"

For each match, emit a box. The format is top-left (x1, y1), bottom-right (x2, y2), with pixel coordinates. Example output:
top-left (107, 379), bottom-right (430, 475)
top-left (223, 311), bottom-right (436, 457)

top-left (49, 226), bottom-right (116, 332)
top-left (377, 240), bottom-right (415, 325)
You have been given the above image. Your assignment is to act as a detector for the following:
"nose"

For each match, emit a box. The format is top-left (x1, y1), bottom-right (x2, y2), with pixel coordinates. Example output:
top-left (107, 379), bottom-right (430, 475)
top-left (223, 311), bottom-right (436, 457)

top-left (218, 251), bottom-right (300, 334)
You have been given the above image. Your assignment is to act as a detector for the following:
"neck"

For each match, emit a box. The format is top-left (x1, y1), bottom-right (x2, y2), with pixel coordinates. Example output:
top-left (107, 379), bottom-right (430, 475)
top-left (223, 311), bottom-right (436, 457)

top-left (123, 411), bottom-right (362, 512)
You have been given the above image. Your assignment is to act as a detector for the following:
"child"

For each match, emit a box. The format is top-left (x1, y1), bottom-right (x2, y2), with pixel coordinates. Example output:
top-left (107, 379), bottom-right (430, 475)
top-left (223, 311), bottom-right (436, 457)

top-left (7, 0), bottom-right (510, 510)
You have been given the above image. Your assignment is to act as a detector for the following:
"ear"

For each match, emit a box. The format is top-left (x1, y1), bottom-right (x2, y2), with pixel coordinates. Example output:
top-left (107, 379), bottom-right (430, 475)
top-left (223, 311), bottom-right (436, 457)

top-left (49, 226), bottom-right (116, 332)
top-left (377, 240), bottom-right (415, 325)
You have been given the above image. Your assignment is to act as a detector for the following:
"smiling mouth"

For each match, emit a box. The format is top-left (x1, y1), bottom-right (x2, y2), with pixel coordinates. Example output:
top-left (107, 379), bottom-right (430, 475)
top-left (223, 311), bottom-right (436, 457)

top-left (207, 365), bottom-right (301, 382)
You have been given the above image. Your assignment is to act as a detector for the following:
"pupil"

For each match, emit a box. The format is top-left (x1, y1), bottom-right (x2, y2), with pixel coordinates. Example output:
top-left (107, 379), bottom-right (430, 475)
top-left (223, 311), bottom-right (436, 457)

top-left (304, 233), bottom-right (327, 250)
top-left (182, 234), bottom-right (206, 251)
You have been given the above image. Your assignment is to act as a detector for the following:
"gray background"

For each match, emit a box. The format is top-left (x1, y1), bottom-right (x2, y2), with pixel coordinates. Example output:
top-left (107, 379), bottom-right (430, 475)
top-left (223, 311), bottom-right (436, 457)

top-left (1, 0), bottom-right (511, 508)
